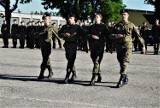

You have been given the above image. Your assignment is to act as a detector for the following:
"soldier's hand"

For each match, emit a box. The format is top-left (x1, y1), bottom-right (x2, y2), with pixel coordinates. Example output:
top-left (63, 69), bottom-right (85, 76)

top-left (64, 33), bottom-right (70, 37)
top-left (108, 49), bottom-right (113, 54)
top-left (115, 34), bottom-right (123, 38)
top-left (141, 46), bottom-right (146, 54)
top-left (92, 35), bottom-right (99, 40)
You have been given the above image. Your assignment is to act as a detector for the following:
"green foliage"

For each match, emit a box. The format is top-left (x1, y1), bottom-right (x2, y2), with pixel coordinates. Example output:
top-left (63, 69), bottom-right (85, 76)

top-left (41, 0), bottom-right (125, 23)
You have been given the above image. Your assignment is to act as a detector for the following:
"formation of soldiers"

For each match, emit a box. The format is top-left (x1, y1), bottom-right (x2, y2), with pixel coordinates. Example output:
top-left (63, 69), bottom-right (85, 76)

top-left (1, 19), bottom-right (62, 49)
top-left (0, 9), bottom-right (159, 88)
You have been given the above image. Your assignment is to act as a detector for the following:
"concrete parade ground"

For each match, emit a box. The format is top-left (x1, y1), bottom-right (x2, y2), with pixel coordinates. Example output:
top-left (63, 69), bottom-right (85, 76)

top-left (0, 40), bottom-right (159, 108)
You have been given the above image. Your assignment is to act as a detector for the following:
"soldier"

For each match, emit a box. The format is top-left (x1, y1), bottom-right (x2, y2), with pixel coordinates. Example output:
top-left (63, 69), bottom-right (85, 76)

top-left (152, 19), bottom-right (160, 55)
top-left (30, 21), bottom-right (36, 49)
top-left (26, 21), bottom-right (32, 48)
top-left (88, 13), bottom-right (112, 86)
top-left (81, 20), bottom-right (89, 51)
top-left (140, 22), bottom-right (149, 53)
top-left (1, 20), bottom-right (9, 48)
top-left (111, 9), bottom-right (146, 88)
top-left (19, 21), bottom-right (26, 48)
top-left (11, 19), bottom-right (19, 48)
top-left (59, 14), bottom-right (87, 84)
top-left (34, 21), bottom-right (41, 48)
top-left (38, 13), bottom-right (58, 80)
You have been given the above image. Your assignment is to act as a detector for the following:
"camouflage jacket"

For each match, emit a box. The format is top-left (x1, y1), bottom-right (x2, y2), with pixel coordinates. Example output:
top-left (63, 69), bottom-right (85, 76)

top-left (111, 21), bottom-right (145, 48)
top-left (39, 25), bottom-right (58, 45)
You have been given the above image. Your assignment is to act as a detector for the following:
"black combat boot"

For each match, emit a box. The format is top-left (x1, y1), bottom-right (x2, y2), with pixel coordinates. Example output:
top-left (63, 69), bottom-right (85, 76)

top-left (97, 73), bottom-right (102, 83)
top-left (38, 70), bottom-right (45, 80)
top-left (124, 75), bottom-right (128, 84)
top-left (47, 66), bottom-right (53, 78)
top-left (90, 73), bottom-right (96, 86)
top-left (64, 72), bottom-right (71, 84)
top-left (117, 74), bottom-right (126, 88)
top-left (70, 71), bottom-right (77, 82)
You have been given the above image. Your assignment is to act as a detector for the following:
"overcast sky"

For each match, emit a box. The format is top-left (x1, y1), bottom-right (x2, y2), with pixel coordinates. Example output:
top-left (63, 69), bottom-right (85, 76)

top-left (0, 0), bottom-right (155, 13)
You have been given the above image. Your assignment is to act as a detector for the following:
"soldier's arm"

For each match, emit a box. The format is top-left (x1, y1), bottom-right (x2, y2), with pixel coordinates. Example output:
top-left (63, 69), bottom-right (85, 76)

top-left (133, 24), bottom-right (145, 47)
top-left (52, 26), bottom-right (61, 40)
top-left (58, 25), bottom-right (68, 38)
top-left (133, 24), bottom-right (146, 54)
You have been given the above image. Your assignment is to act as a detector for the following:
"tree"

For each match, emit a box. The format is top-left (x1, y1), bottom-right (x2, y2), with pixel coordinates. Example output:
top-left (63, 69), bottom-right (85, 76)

top-left (41, 0), bottom-right (124, 23)
top-left (144, 0), bottom-right (160, 20)
top-left (0, 0), bottom-right (32, 33)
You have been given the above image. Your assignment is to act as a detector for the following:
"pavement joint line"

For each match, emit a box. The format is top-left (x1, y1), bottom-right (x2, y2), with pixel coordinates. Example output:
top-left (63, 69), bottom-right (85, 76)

top-left (0, 96), bottom-right (107, 107)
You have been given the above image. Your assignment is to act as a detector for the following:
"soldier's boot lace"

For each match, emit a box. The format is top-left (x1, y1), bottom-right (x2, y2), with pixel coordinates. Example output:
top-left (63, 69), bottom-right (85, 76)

top-left (47, 67), bottom-right (53, 78)
top-left (117, 74), bottom-right (126, 88)
top-left (64, 71), bottom-right (71, 84)
top-left (90, 73), bottom-right (96, 86)
top-left (70, 71), bottom-right (77, 82)
top-left (38, 70), bottom-right (45, 80)
top-left (97, 73), bottom-right (102, 83)
top-left (123, 75), bottom-right (128, 84)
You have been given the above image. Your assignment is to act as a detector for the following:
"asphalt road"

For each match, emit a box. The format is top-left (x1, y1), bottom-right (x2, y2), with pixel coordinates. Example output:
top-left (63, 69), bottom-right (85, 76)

top-left (0, 40), bottom-right (159, 108)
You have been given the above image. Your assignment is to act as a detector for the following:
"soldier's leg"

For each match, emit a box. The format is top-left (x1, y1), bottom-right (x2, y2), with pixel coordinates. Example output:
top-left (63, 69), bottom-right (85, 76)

top-left (52, 36), bottom-right (56, 49)
top-left (47, 57), bottom-right (53, 78)
top-left (12, 34), bottom-right (17, 48)
top-left (56, 37), bottom-right (62, 48)
top-left (90, 51), bottom-right (99, 85)
top-left (97, 51), bottom-right (104, 83)
top-left (68, 47), bottom-right (77, 82)
top-left (38, 47), bottom-right (51, 79)
top-left (3, 34), bottom-right (9, 48)
top-left (117, 48), bottom-right (132, 88)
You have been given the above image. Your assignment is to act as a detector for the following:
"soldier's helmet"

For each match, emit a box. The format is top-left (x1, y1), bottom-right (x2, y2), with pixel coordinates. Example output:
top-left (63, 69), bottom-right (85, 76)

top-left (42, 13), bottom-right (51, 20)
top-left (120, 9), bottom-right (129, 15)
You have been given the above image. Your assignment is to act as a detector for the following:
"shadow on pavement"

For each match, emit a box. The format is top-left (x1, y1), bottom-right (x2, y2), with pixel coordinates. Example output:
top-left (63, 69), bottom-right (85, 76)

top-left (0, 74), bottom-right (118, 88)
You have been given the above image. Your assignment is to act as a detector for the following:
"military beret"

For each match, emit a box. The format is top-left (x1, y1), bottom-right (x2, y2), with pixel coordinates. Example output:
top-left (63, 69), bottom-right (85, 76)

top-left (120, 9), bottom-right (129, 14)
top-left (42, 13), bottom-right (51, 20)
top-left (13, 19), bottom-right (17, 21)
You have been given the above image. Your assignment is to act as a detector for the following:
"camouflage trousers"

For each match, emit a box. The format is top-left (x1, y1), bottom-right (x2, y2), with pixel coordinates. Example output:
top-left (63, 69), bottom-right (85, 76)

top-left (90, 46), bottom-right (104, 74)
top-left (40, 42), bottom-right (52, 71)
top-left (64, 43), bottom-right (77, 73)
top-left (116, 47), bottom-right (132, 75)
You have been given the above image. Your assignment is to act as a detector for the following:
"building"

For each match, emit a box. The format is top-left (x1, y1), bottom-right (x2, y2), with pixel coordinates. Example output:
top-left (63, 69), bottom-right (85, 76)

top-left (126, 9), bottom-right (154, 28)
top-left (0, 11), bottom-right (66, 28)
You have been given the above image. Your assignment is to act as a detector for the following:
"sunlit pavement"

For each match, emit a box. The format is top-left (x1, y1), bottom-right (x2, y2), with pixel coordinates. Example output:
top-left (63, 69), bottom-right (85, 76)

top-left (0, 39), bottom-right (159, 108)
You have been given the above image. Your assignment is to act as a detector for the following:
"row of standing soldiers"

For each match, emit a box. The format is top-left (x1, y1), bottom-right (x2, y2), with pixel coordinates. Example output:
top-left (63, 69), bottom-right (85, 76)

top-left (1, 19), bottom-right (62, 49)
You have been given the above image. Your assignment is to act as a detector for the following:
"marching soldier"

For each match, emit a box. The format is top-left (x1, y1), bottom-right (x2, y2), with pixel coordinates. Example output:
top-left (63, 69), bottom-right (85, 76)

top-left (111, 9), bottom-right (146, 88)
top-left (152, 19), bottom-right (160, 55)
top-left (58, 14), bottom-right (88, 84)
top-left (19, 21), bottom-right (26, 48)
top-left (11, 19), bottom-right (19, 48)
top-left (88, 13), bottom-right (112, 86)
top-left (1, 20), bottom-right (9, 48)
top-left (38, 13), bottom-right (59, 80)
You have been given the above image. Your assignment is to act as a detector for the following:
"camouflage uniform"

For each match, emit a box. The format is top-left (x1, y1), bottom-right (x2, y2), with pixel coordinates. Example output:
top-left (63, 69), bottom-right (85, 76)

top-left (88, 23), bottom-right (111, 85)
top-left (38, 25), bottom-right (58, 79)
top-left (113, 21), bottom-right (145, 74)
top-left (1, 22), bottom-right (9, 48)
top-left (112, 21), bottom-right (145, 87)
top-left (59, 23), bottom-right (84, 83)
top-left (88, 23), bottom-right (110, 74)
top-left (11, 23), bottom-right (19, 48)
